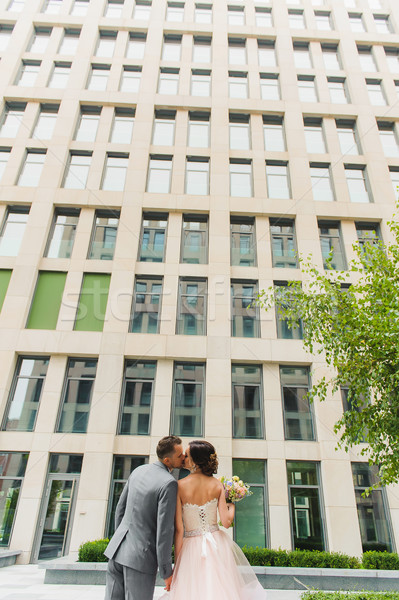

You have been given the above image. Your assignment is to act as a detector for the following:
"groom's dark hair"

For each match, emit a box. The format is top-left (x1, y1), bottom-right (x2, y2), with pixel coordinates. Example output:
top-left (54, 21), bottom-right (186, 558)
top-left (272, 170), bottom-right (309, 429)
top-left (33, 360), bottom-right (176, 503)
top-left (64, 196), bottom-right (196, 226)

top-left (157, 435), bottom-right (182, 460)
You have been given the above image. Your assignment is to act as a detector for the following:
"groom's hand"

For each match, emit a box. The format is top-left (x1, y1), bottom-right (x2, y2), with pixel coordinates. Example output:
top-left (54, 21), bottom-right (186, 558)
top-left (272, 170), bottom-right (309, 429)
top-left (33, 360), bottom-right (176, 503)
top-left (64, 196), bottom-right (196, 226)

top-left (164, 575), bottom-right (173, 591)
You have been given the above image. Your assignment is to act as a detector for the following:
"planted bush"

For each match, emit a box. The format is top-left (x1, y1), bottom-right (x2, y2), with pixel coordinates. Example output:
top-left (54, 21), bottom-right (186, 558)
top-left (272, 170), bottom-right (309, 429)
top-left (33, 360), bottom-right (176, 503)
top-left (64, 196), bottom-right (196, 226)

top-left (302, 593), bottom-right (399, 600)
top-left (78, 539), bottom-right (109, 562)
top-left (362, 551), bottom-right (399, 571)
top-left (241, 547), bottom-right (361, 569)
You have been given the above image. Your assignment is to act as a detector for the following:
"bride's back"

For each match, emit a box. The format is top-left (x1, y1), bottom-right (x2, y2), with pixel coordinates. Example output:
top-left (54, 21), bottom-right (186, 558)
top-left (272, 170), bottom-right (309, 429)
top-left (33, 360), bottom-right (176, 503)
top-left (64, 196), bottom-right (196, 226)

top-left (178, 473), bottom-right (221, 507)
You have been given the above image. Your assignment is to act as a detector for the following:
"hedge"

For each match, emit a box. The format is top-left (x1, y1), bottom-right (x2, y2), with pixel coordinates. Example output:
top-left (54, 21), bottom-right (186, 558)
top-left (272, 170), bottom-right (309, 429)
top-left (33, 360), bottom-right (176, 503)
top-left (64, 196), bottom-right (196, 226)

top-left (362, 551), bottom-right (399, 570)
top-left (78, 539), bottom-right (109, 563)
top-left (301, 593), bottom-right (399, 600)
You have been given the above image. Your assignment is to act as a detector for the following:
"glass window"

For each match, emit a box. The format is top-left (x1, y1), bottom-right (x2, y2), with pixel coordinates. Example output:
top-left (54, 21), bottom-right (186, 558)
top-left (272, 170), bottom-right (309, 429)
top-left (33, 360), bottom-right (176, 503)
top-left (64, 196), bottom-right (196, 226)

top-left (88, 211), bottom-right (119, 260)
top-left (318, 221), bottom-right (346, 270)
top-left (147, 156), bottom-right (172, 193)
top-left (378, 122), bottom-right (399, 157)
top-left (374, 15), bottom-right (392, 34)
top-left (2, 358), bottom-right (48, 431)
top-left (74, 273), bottom-right (111, 332)
top-left (71, 0), bottom-right (89, 15)
top-left (96, 31), bottom-right (117, 58)
top-left (228, 38), bottom-right (247, 65)
top-left (63, 152), bottom-right (92, 189)
top-left (177, 278), bottom-right (207, 335)
top-left (0, 206), bottom-right (29, 257)
top-left (110, 107), bottom-right (134, 144)
top-left (106, 455), bottom-right (148, 538)
top-left (266, 162), bottom-right (290, 199)
top-left (166, 2), bottom-right (184, 22)
top-left (58, 28), bottom-right (80, 55)
top-left (17, 150), bottom-right (46, 187)
top-left (345, 166), bottom-right (372, 203)
top-left (159, 68), bottom-right (180, 94)
top-left (105, 0), bottom-right (124, 18)
top-left (385, 48), bottom-right (399, 73)
top-left (230, 160), bottom-right (252, 197)
top-left (263, 115), bottom-right (285, 152)
top-left (188, 112), bottom-right (210, 148)
top-left (287, 461), bottom-right (325, 550)
top-left (229, 114), bottom-right (250, 150)
top-left (232, 365), bottom-right (263, 439)
top-left (289, 10), bottom-right (305, 29)
top-left (29, 27), bottom-right (51, 53)
top-left (368, 0), bottom-right (381, 7)
top-left (349, 13), bottom-right (366, 32)
top-left (57, 359), bottom-right (97, 433)
top-left (181, 215), bottom-right (208, 264)
top-left (389, 167), bottom-right (399, 198)
top-left (270, 218), bottom-right (297, 268)
top-left (0, 453), bottom-right (28, 547)
top-left (293, 43), bottom-right (312, 69)
top-left (0, 103), bottom-right (26, 138)
top-left (16, 61), bottom-right (40, 86)
top-left (131, 278), bottom-right (162, 333)
top-left (171, 363), bottom-right (205, 437)
top-left (152, 111), bottom-right (176, 146)
top-left (139, 213), bottom-right (168, 262)
top-left (352, 463), bottom-right (393, 552)
top-left (43, 0), bottom-right (62, 14)
top-left (274, 283), bottom-right (303, 339)
top-left (315, 11), bottom-right (332, 30)
top-left (328, 77), bottom-right (349, 103)
top-left (310, 163), bottom-right (335, 202)
top-left (0, 149), bottom-right (10, 182)
top-left (231, 280), bottom-right (260, 338)
top-left (281, 367), bottom-right (314, 439)
top-left (258, 40), bottom-right (276, 67)
top-left (322, 44), bottom-right (341, 70)
top-left (194, 3), bottom-right (212, 23)
top-left (87, 65), bottom-right (110, 91)
top-left (45, 208), bottom-right (80, 259)
top-left (228, 71), bottom-right (247, 98)
top-left (48, 62), bottom-right (71, 89)
top-left (233, 459), bottom-right (267, 549)
top-left (119, 363), bottom-right (156, 435)
top-left (185, 157), bottom-right (209, 195)
top-left (126, 33), bottom-right (146, 59)
top-left (0, 270), bottom-right (12, 312)
top-left (357, 46), bottom-right (377, 72)
top-left (355, 222), bottom-right (381, 250)
top-left (133, 0), bottom-right (151, 20)
top-left (26, 271), bottom-right (67, 329)
top-left (32, 104), bottom-right (58, 140)
top-left (336, 120), bottom-right (361, 155)
top-left (101, 154), bottom-right (128, 191)
top-left (260, 73), bottom-right (280, 100)
top-left (7, 0), bottom-right (24, 11)
top-left (304, 119), bottom-right (326, 153)
top-left (120, 66), bottom-right (142, 93)
top-left (298, 76), bottom-right (318, 102)
top-left (228, 5), bottom-right (245, 25)
top-left (255, 7), bottom-right (272, 28)
top-left (74, 106), bottom-right (101, 142)
top-left (193, 36), bottom-right (211, 63)
top-left (231, 217), bottom-right (256, 267)
top-left (162, 35), bottom-right (182, 61)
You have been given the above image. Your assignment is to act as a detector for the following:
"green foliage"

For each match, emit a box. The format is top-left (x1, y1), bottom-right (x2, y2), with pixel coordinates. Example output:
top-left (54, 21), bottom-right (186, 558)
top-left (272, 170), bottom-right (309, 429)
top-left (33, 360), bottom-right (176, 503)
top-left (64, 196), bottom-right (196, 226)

top-left (301, 593), bottom-right (399, 600)
top-left (241, 547), bottom-right (361, 569)
top-left (257, 213), bottom-right (399, 491)
top-left (362, 551), bottom-right (399, 570)
top-left (78, 539), bottom-right (109, 562)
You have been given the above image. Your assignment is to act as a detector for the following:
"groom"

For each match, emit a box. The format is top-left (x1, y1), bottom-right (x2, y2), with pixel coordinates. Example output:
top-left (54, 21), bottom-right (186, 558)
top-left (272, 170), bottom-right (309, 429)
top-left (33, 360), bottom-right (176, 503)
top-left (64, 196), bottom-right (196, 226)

top-left (104, 435), bottom-right (185, 600)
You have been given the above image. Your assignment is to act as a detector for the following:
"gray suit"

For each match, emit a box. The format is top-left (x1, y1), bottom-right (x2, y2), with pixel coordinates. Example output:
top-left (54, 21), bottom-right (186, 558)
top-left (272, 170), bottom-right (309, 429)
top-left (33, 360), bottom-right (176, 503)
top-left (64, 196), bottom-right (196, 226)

top-left (104, 461), bottom-right (178, 600)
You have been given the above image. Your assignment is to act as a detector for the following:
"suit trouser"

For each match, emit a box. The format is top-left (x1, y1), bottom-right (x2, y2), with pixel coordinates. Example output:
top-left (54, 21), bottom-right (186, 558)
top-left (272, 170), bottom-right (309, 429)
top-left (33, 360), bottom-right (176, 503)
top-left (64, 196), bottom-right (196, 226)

top-left (105, 558), bottom-right (157, 600)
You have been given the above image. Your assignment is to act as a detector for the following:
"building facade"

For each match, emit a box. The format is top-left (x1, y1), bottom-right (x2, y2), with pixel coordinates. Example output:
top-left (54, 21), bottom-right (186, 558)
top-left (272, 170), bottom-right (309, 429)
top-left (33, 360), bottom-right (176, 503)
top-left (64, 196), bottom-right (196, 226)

top-left (0, 0), bottom-right (398, 563)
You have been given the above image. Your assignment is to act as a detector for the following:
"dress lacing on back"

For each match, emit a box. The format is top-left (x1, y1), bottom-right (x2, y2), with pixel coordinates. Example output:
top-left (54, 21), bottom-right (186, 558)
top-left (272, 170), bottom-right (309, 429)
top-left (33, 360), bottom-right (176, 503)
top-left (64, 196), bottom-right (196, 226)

top-left (182, 498), bottom-right (219, 537)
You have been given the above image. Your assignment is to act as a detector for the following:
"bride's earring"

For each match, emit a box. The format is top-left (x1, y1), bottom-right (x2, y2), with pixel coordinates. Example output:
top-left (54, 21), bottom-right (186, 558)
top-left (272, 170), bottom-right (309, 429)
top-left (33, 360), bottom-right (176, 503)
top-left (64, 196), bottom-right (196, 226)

top-left (189, 462), bottom-right (197, 474)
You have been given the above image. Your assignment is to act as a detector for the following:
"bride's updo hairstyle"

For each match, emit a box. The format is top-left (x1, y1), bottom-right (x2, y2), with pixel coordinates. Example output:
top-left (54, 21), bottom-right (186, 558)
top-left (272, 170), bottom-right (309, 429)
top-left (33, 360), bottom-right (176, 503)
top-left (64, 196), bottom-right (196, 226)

top-left (189, 440), bottom-right (218, 477)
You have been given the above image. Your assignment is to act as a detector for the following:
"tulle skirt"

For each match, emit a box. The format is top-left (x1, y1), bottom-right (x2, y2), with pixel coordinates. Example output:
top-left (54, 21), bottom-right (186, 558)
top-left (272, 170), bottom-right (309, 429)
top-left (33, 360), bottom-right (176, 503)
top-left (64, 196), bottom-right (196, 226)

top-left (160, 530), bottom-right (267, 600)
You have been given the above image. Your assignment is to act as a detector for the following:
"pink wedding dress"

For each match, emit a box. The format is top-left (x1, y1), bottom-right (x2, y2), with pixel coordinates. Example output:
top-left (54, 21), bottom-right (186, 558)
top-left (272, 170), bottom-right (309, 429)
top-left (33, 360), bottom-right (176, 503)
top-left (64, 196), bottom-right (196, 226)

top-left (161, 498), bottom-right (267, 600)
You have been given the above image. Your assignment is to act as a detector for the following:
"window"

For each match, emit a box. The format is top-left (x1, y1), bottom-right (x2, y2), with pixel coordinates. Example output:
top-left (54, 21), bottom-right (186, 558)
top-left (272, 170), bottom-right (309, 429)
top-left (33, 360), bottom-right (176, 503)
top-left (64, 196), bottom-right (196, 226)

top-left (147, 155), bottom-right (172, 193)
top-left (232, 365), bottom-right (263, 439)
top-left (16, 61), bottom-right (40, 86)
top-left (131, 277), bottom-right (162, 333)
top-left (281, 367), bottom-right (314, 440)
top-left (231, 217), bottom-right (256, 267)
top-left (126, 33), bottom-right (146, 59)
top-left (378, 122), bottom-right (399, 157)
top-left (190, 69), bottom-right (211, 95)
top-left (171, 363), bottom-right (205, 437)
top-left (110, 107), bottom-right (134, 144)
top-left (318, 221), bottom-right (346, 270)
top-left (96, 31), bottom-right (117, 58)
top-left (395, 80), bottom-right (399, 98)
top-left (0, 149), bottom-right (10, 182)
top-left (270, 218), bottom-right (297, 268)
top-left (385, 48), bottom-right (399, 73)
top-left (357, 46), bottom-right (377, 72)
top-left (181, 215), bottom-right (208, 264)
top-left (120, 66), bottom-right (142, 93)
top-left (74, 106), bottom-right (101, 142)
top-left (0, 453), bottom-right (28, 547)
top-left (328, 77), bottom-right (350, 103)
top-left (29, 27), bottom-right (51, 53)
top-left (7, 0), bottom-right (24, 12)
top-left (336, 120), bottom-right (361, 155)
top-left (293, 42), bottom-right (312, 69)
top-left (177, 278), bottom-right (207, 335)
top-left (162, 35), bottom-right (182, 61)
top-left (58, 29), bottom-right (80, 56)
top-left (193, 36), bottom-right (212, 63)
top-left (263, 115), bottom-right (285, 151)
top-left (74, 273), bottom-right (111, 331)
top-left (374, 15), bottom-right (392, 34)
top-left (139, 213), bottom-right (168, 262)
top-left (32, 104), bottom-right (58, 140)
top-left (17, 150), bottom-right (46, 187)
top-left (57, 359), bottom-right (97, 433)
top-left (352, 463), bottom-right (393, 552)
top-left (229, 114), bottom-right (250, 150)
top-left (258, 40), bottom-right (276, 67)
top-left (87, 64), bottom-right (110, 91)
top-left (255, 7), bottom-right (272, 27)
top-left (345, 165), bottom-right (372, 203)
top-left (260, 73), bottom-right (280, 100)
top-left (310, 163), bottom-right (335, 202)
top-left (287, 461), bottom-right (325, 550)
top-left (105, 0), bottom-right (123, 18)
top-left (2, 358), bottom-right (48, 431)
top-left (355, 222), bottom-right (382, 252)
top-left (88, 211), bottom-right (119, 260)
top-left (0, 206), bottom-right (29, 257)
top-left (289, 10), bottom-right (305, 29)
top-left (0, 25), bottom-right (13, 52)
top-left (230, 159), bottom-right (252, 197)
top-left (298, 76), bottom-right (318, 102)
top-left (166, 2), bottom-right (184, 22)
top-left (45, 208), bottom-right (80, 259)
top-left (0, 270), bottom-right (12, 312)
top-left (274, 283), bottom-right (303, 339)
top-left (106, 456), bottom-right (148, 539)
top-left (321, 44), bottom-right (341, 70)
top-left (344, 0), bottom-right (357, 5)
top-left (158, 68), bottom-right (180, 94)
top-left (188, 112), bottom-right (210, 148)
top-left (349, 13), bottom-right (366, 32)
top-left (185, 157), bottom-right (210, 195)
top-left (43, 0), bottom-right (62, 14)
top-left (304, 118), bottom-right (326, 153)
top-left (390, 167), bottom-right (399, 198)
top-left (26, 271), bottom-right (67, 329)
top-left (152, 111), bottom-right (175, 146)
top-left (48, 62), bottom-right (71, 89)
top-left (231, 280), bottom-right (260, 338)
top-left (101, 154), bottom-right (128, 191)
top-left (0, 103), bottom-right (26, 138)
top-left (266, 161), bottom-right (290, 199)
top-left (228, 38), bottom-right (247, 65)
top-left (315, 11), bottom-right (332, 30)
top-left (368, 0), bottom-right (381, 7)
top-left (194, 3), bottom-right (212, 23)
top-left (63, 152), bottom-right (92, 189)
top-left (119, 362), bottom-right (156, 435)
top-left (133, 0), bottom-right (151, 19)
top-left (228, 5), bottom-right (245, 26)
top-left (228, 71), bottom-right (247, 98)
top-left (233, 459), bottom-right (267, 549)
top-left (71, 0), bottom-right (89, 15)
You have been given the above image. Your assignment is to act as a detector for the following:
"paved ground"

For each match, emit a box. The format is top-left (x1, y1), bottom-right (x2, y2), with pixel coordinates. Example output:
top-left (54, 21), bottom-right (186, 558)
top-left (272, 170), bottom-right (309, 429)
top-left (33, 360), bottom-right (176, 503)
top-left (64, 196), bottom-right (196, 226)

top-left (0, 565), bottom-right (306, 600)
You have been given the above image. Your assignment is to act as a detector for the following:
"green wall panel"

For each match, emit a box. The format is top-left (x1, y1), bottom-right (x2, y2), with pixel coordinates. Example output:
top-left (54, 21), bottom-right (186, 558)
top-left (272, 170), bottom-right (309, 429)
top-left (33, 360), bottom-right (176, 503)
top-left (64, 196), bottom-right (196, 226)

top-left (74, 273), bottom-right (111, 332)
top-left (26, 271), bottom-right (67, 329)
top-left (0, 270), bottom-right (12, 312)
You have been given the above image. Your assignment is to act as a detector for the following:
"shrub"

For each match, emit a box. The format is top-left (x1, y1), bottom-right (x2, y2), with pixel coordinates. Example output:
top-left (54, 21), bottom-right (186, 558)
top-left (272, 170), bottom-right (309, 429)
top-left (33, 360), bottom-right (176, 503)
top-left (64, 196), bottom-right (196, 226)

top-left (78, 539), bottom-right (109, 562)
top-left (302, 593), bottom-right (399, 600)
top-left (362, 551), bottom-right (399, 570)
top-left (241, 547), bottom-right (361, 569)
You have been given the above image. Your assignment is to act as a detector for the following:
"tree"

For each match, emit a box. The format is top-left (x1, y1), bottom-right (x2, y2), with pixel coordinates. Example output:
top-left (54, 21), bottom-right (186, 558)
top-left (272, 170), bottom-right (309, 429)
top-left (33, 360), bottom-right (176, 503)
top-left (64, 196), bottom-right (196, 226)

top-left (257, 216), bottom-right (399, 492)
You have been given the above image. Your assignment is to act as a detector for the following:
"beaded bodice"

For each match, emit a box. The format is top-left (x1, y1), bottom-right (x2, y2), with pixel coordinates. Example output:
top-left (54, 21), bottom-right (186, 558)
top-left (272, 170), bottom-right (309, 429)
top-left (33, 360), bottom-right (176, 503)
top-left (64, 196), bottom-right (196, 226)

top-left (182, 498), bottom-right (219, 537)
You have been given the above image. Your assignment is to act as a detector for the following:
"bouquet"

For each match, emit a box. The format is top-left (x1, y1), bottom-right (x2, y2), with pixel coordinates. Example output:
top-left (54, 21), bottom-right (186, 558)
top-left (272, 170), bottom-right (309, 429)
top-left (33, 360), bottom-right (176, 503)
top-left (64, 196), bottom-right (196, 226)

top-left (218, 475), bottom-right (252, 504)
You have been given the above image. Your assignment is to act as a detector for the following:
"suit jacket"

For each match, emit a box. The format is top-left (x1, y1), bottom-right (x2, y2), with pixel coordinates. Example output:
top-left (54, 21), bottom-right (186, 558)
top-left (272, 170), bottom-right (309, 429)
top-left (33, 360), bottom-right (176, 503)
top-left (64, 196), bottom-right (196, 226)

top-left (104, 461), bottom-right (178, 579)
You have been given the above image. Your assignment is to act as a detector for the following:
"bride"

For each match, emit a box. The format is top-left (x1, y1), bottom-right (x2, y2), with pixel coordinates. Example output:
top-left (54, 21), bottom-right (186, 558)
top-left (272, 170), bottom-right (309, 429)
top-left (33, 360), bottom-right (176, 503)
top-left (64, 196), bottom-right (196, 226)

top-left (162, 440), bottom-right (267, 599)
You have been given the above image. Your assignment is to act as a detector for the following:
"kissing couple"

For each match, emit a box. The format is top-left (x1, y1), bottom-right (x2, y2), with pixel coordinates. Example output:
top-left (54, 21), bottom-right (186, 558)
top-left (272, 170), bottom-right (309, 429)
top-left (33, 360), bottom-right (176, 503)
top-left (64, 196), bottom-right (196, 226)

top-left (104, 435), bottom-right (266, 600)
